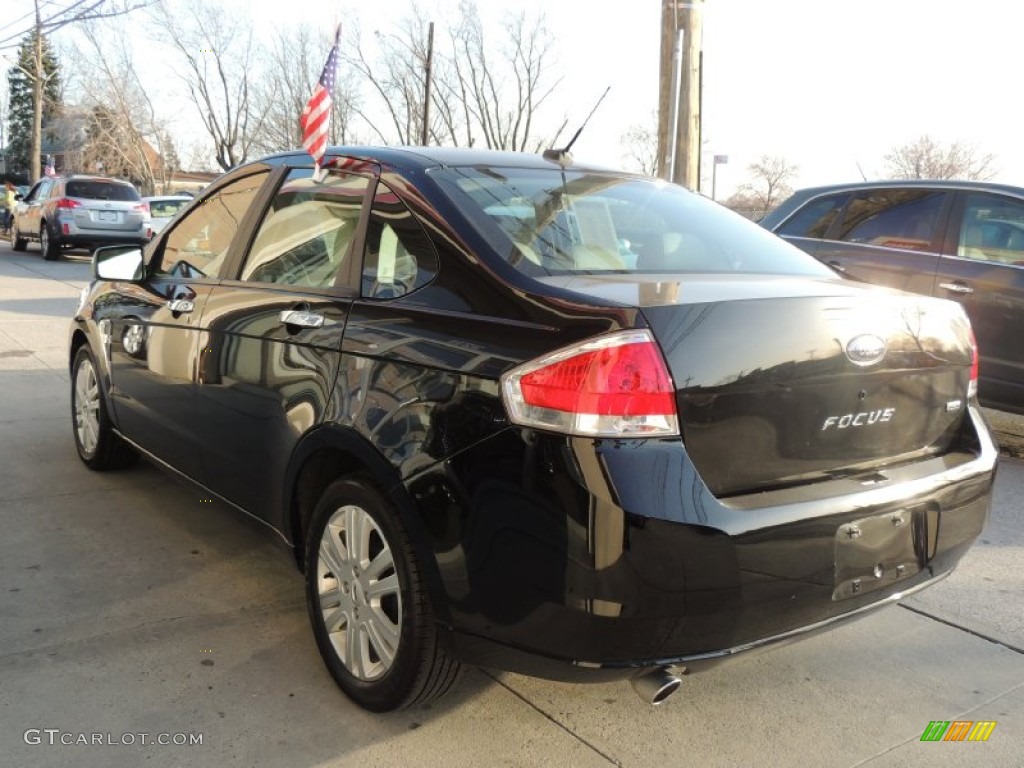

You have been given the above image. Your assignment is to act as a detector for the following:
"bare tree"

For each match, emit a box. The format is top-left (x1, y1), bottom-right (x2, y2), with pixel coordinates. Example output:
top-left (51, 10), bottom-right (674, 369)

top-left (153, 0), bottom-right (263, 171)
top-left (445, 1), bottom-right (561, 151)
top-left (345, 12), bottom-right (433, 145)
top-left (67, 22), bottom-right (177, 194)
top-left (884, 135), bottom-right (996, 180)
top-left (730, 155), bottom-right (798, 219)
top-left (251, 24), bottom-right (360, 155)
top-left (620, 119), bottom-right (658, 176)
top-left (347, 1), bottom-right (562, 151)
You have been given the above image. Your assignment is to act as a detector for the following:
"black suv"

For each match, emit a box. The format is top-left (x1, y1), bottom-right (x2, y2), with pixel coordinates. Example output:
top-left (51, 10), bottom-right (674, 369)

top-left (762, 180), bottom-right (1024, 414)
top-left (12, 174), bottom-right (150, 259)
top-left (69, 149), bottom-right (996, 711)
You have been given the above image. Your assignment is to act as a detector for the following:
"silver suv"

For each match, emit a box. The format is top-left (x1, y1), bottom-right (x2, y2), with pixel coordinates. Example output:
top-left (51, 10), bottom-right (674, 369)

top-left (12, 175), bottom-right (151, 260)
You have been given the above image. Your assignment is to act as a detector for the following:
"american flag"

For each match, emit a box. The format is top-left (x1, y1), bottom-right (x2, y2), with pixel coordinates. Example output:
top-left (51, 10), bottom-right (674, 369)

top-left (44, 155), bottom-right (56, 177)
top-left (300, 25), bottom-right (341, 168)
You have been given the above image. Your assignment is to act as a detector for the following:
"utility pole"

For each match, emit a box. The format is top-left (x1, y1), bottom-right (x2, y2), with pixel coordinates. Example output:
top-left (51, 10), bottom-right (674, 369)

top-left (421, 22), bottom-right (434, 146)
top-left (657, 0), bottom-right (703, 189)
top-left (31, 4), bottom-right (43, 183)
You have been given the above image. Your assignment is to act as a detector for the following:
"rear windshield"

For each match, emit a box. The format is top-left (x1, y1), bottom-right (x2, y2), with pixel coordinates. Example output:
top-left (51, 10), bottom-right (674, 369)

top-left (66, 180), bottom-right (140, 202)
top-left (430, 166), bottom-right (834, 277)
top-left (149, 199), bottom-right (189, 217)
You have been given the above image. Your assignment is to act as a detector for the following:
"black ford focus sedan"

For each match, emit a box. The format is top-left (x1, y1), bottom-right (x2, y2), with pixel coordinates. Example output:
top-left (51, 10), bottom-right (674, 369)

top-left (68, 147), bottom-right (997, 711)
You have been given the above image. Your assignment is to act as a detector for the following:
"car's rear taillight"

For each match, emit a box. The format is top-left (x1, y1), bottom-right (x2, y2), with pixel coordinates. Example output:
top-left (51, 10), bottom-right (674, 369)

top-left (501, 330), bottom-right (679, 437)
top-left (968, 328), bottom-right (979, 399)
top-left (133, 203), bottom-right (150, 214)
top-left (56, 198), bottom-right (81, 210)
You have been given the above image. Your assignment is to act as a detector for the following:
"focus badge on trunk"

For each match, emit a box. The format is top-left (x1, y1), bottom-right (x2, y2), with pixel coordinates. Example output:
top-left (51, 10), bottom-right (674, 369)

top-left (845, 334), bottom-right (887, 367)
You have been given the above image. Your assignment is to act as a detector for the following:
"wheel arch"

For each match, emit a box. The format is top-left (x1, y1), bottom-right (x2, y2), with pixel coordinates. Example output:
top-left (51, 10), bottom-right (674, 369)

top-left (284, 425), bottom-right (449, 623)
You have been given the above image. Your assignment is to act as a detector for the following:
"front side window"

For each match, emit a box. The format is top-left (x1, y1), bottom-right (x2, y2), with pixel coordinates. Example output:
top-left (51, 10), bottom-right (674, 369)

top-left (361, 181), bottom-right (439, 298)
top-left (834, 189), bottom-right (946, 252)
top-left (957, 192), bottom-right (1024, 266)
top-left (241, 170), bottom-right (370, 289)
top-left (430, 166), bottom-right (833, 277)
top-left (776, 193), bottom-right (848, 239)
top-left (154, 171), bottom-right (269, 279)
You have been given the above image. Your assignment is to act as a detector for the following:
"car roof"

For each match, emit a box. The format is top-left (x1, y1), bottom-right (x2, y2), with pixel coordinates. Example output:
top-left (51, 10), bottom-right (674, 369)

top-left (58, 174), bottom-right (135, 184)
top-left (259, 145), bottom-right (623, 175)
top-left (784, 178), bottom-right (1024, 197)
top-left (761, 177), bottom-right (1024, 231)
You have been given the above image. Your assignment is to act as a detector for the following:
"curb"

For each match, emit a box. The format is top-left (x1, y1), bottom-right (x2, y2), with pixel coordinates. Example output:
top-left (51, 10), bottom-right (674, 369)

top-left (984, 408), bottom-right (1024, 459)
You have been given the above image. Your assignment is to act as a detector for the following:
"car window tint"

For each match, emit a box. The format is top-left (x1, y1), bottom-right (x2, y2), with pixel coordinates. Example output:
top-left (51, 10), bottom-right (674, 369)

top-left (957, 192), bottom-right (1024, 266)
top-left (241, 170), bottom-right (370, 288)
top-left (66, 180), bottom-right (139, 201)
top-left (362, 181), bottom-right (439, 298)
top-left (429, 166), bottom-right (833, 277)
top-left (834, 190), bottom-right (945, 251)
top-left (155, 171), bottom-right (269, 279)
top-left (776, 193), bottom-right (848, 239)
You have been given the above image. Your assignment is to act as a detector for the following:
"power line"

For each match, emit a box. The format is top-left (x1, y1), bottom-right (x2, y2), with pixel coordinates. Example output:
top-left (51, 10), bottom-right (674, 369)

top-left (0, 0), bottom-right (65, 47)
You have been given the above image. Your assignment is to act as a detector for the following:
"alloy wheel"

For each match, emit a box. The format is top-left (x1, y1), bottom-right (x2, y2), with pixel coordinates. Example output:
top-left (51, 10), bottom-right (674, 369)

top-left (316, 503), bottom-right (402, 681)
top-left (74, 355), bottom-right (100, 456)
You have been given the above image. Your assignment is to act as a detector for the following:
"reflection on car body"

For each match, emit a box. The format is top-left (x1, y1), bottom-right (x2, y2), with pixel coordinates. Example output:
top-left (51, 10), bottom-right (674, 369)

top-left (763, 179), bottom-right (1024, 414)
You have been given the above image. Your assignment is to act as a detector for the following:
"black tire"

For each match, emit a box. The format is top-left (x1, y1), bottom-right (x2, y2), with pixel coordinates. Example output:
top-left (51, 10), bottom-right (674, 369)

top-left (70, 345), bottom-right (136, 470)
top-left (305, 476), bottom-right (461, 711)
top-left (41, 223), bottom-right (60, 260)
top-left (12, 223), bottom-right (27, 251)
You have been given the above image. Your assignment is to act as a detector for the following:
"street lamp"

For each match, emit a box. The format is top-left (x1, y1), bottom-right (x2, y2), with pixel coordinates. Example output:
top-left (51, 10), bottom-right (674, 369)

top-left (712, 154), bottom-right (728, 201)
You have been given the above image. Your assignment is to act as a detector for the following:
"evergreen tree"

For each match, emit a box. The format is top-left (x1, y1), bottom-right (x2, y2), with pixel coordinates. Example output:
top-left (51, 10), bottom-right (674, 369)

top-left (6, 32), bottom-right (61, 177)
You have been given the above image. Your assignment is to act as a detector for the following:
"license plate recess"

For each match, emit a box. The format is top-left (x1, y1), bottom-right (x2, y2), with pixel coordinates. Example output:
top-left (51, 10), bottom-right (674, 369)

top-left (833, 508), bottom-right (926, 601)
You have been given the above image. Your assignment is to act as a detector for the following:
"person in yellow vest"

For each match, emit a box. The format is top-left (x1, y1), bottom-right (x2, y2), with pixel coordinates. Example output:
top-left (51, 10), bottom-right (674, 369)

top-left (3, 182), bottom-right (16, 236)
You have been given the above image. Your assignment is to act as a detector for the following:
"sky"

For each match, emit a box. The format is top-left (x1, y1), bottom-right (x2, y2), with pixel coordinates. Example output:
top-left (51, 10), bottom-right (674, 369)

top-left (2, 0), bottom-right (1023, 198)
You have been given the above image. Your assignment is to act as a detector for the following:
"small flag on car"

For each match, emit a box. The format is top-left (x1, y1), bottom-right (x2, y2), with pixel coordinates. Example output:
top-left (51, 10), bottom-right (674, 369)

top-left (300, 24), bottom-right (342, 171)
top-left (44, 155), bottom-right (56, 177)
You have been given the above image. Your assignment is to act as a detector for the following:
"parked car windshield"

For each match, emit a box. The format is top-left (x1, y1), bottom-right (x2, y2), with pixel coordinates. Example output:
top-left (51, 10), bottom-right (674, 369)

top-left (431, 166), bottom-right (834, 277)
top-left (66, 180), bottom-right (140, 201)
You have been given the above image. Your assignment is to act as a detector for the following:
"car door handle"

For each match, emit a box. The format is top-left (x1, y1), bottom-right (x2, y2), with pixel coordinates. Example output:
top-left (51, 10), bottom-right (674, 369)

top-left (938, 281), bottom-right (974, 295)
top-left (279, 309), bottom-right (324, 329)
top-left (166, 299), bottom-right (194, 313)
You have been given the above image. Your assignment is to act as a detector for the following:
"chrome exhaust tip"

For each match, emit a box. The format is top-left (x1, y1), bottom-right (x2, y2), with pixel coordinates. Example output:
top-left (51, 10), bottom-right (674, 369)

top-left (630, 668), bottom-right (682, 706)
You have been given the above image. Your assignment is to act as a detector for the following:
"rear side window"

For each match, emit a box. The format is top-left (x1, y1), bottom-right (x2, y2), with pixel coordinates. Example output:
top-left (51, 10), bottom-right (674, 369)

top-left (957, 192), bottom-right (1024, 265)
top-left (776, 193), bottom-right (848, 239)
top-left (66, 180), bottom-right (140, 202)
top-left (430, 166), bottom-right (833, 277)
top-left (833, 190), bottom-right (946, 252)
top-left (361, 181), bottom-right (439, 298)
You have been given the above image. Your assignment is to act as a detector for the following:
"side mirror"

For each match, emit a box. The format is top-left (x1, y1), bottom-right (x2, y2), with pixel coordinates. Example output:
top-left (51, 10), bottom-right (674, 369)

top-left (94, 245), bottom-right (145, 282)
top-left (14, 194), bottom-right (23, 201)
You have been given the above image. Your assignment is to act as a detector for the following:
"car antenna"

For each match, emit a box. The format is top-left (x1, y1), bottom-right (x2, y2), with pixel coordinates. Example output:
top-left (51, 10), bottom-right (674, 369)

top-left (855, 161), bottom-right (867, 181)
top-left (542, 86), bottom-right (611, 169)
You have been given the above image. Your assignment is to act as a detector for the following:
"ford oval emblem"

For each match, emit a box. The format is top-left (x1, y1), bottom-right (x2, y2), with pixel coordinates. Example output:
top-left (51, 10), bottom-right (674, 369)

top-left (845, 334), bottom-right (887, 366)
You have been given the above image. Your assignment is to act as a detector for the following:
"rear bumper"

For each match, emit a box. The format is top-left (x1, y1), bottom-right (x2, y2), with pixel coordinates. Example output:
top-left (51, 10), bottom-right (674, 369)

top-left (409, 404), bottom-right (997, 680)
top-left (57, 233), bottom-right (149, 250)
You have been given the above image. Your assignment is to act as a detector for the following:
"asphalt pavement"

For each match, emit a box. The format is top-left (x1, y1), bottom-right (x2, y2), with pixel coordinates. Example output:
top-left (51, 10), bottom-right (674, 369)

top-left (1, 240), bottom-right (1022, 768)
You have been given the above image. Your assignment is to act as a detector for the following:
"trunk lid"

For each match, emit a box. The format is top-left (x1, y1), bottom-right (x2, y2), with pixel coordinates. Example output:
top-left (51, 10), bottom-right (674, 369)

top-left (537, 274), bottom-right (975, 496)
